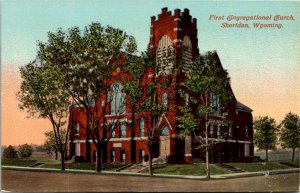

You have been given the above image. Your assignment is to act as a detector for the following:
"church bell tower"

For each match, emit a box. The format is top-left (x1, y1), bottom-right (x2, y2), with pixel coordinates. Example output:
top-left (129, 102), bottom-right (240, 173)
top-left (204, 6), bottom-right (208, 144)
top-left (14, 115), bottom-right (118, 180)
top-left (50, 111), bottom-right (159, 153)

top-left (149, 8), bottom-right (199, 163)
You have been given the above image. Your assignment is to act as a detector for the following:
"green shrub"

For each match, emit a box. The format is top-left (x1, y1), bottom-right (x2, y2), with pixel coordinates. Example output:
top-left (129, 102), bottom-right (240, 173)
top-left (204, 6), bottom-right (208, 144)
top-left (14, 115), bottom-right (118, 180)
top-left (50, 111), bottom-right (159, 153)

top-left (18, 144), bottom-right (33, 158)
top-left (3, 145), bottom-right (18, 158)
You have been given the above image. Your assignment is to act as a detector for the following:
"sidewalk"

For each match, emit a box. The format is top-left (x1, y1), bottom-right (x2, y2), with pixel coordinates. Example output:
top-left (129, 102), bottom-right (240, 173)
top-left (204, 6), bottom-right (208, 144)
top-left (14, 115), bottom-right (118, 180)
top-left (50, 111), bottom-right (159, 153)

top-left (2, 165), bottom-right (299, 180)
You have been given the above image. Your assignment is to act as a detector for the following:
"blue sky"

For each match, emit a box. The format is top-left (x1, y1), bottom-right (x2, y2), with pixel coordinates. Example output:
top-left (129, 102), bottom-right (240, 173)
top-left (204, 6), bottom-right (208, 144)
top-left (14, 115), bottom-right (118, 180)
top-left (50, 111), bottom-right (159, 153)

top-left (2, 1), bottom-right (299, 66)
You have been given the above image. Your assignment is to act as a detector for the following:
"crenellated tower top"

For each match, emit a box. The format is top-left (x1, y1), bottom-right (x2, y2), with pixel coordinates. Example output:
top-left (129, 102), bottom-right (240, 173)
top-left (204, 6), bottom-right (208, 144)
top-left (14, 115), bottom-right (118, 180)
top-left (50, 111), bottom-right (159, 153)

top-left (149, 7), bottom-right (199, 59)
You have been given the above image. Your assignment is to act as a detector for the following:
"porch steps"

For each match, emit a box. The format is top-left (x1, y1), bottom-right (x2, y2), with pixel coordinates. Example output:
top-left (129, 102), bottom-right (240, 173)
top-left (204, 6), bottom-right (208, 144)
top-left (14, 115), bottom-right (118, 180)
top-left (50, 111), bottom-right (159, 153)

top-left (65, 156), bottom-right (75, 163)
top-left (116, 163), bottom-right (132, 172)
top-left (29, 162), bottom-right (45, 168)
top-left (153, 156), bottom-right (167, 164)
top-left (119, 164), bottom-right (147, 173)
top-left (216, 163), bottom-right (245, 173)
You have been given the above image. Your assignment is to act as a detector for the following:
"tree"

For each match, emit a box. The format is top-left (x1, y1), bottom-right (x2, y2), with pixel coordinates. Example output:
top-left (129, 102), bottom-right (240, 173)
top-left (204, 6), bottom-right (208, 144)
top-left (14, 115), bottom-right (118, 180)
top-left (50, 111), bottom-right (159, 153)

top-left (18, 144), bottom-right (33, 158)
top-left (279, 112), bottom-right (300, 161)
top-left (123, 47), bottom-right (179, 176)
top-left (176, 52), bottom-right (232, 179)
top-left (17, 60), bottom-right (71, 170)
top-left (44, 129), bottom-right (68, 160)
top-left (254, 116), bottom-right (277, 162)
top-left (37, 22), bottom-right (138, 172)
top-left (3, 145), bottom-right (18, 159)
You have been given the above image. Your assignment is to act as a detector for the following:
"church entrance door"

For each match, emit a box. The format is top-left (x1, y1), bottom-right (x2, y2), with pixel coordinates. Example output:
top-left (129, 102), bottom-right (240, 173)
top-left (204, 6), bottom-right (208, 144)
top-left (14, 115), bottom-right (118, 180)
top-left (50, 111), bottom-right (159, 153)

top-left (159, 126), bottom-right (170, 158)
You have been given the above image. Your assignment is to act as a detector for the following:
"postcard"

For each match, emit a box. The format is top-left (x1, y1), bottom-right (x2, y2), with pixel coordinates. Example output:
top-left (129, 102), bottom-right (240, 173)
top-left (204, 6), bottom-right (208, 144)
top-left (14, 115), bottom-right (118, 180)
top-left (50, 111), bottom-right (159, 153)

top-left (1, 0), bottom-right (299, 192)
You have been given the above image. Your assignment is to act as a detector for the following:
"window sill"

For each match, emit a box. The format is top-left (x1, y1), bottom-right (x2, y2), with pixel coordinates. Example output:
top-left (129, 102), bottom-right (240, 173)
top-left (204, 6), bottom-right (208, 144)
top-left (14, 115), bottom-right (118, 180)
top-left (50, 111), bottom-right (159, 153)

top-left (105, 113), bottom-right (129, 117)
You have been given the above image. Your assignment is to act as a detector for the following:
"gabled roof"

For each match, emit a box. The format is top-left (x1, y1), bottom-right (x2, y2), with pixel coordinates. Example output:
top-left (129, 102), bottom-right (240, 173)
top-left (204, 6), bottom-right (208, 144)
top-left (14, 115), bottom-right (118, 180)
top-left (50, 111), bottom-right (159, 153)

top-left (202, 51), bottom-right (253, 114)
top-left (201, 50), bottom-right (237, 102)
top-left (236, 101), bottom-right (253, 112)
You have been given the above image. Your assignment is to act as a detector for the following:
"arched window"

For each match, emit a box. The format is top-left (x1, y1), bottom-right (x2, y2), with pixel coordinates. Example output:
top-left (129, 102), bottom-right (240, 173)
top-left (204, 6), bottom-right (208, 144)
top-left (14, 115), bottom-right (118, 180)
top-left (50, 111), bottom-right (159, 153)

top-left (210, 124), bottom-right (214, 138)
top-left (75, 123), bottom-right (80, 135)
top-left (162, 93), bottom-right (168, 107)
top-left (229, 126), bottom-right (232, 139)
top-left (120, 122), bottom-right (126, 138)
top-left (110, 122), bottom-right (116, 138)
top-left (182, 36), bottom-right (193, 73)
top-left (210, 93), bottom-right (221, 116)
top-left (245, 125), bottom-right (249, 137)
top-left (140, 118), bottom-right (144, 137)
top-left (110, 82), bottom-right (126, 114)
top-left (156, 35), bottom-right (173, 75)
top-left (160, 126), bottom-right (169, 136)
top-left (217, 125), bottom-right (222, 138)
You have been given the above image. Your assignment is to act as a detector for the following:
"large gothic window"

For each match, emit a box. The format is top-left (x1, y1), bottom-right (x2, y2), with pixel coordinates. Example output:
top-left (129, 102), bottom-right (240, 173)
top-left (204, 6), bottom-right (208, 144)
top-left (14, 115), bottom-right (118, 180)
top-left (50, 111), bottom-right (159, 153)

top-left (156, 35), bottom-right (173, 75)
top-left (182, 36), bottom-right (193, 73)
top-left (109, 83), bottom-right (126, 115)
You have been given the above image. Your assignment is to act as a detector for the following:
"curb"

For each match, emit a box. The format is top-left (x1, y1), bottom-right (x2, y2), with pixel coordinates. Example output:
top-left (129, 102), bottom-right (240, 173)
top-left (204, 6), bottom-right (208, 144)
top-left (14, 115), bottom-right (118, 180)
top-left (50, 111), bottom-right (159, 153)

top-left (2, 166), bottom-right (299, 180)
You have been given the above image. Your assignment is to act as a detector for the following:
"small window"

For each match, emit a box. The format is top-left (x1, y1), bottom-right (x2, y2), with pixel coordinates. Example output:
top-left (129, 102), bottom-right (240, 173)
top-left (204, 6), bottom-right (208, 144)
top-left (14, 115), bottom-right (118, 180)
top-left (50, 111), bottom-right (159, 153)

top-left (244, 144), bottom-right (250, 156)
top-left (229, 126), bottom-right (232, 139)
top-left (140, 119), bottom-right (144, 137)
top-left (120, 122), bottom-right (126, 138)
top-left (111, 150), bottom-right (115, 163)
top-left (245, 125), bottom-right (249, 138)
top-left (210, 93), bottom-right (221, 115)
top-left (120, 150), bottom-right (125, 164)
top-left (210, 124), bottom-right (214, 138)
top-left (75, 123), bottom-right (80, 135)
top-left (217, 125), bottom-right (221, 138)
top-left (139, 149), bottom-right (145, 164)
top-left (110, 123), bottom-right (116, 138)
top-left (162, 93), bottom-right (168, 106)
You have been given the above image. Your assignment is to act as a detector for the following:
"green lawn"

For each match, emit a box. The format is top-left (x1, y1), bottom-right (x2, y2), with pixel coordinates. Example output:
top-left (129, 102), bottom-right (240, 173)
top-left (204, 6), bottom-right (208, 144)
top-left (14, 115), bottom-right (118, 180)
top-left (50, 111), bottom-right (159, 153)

top-left (142, 164), bottom-right (228, 176)
top-left (1, 158), bottom-right (38, 167)
top-left (40, 163), bottom-right (123, 171)
top-left (228, 162), bottom-right (292, 172)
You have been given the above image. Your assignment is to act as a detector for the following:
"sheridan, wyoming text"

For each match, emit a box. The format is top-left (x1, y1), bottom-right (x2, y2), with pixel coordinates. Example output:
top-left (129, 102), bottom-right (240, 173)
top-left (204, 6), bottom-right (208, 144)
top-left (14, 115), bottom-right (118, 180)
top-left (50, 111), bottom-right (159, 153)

top-left (209, 15), bottom-right (295, 29)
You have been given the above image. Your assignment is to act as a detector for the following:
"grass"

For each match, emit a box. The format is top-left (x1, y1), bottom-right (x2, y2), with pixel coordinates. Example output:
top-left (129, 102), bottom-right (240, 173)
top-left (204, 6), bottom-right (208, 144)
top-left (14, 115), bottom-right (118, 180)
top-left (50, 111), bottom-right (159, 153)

top-left (228, 162), bottom-right (293, 172)
top-left (1, 158), bottom-right (38, 167)
top-left (142, 164), bottom-right (228, 176)
top-left (40, 163), bottom-right (123, 171)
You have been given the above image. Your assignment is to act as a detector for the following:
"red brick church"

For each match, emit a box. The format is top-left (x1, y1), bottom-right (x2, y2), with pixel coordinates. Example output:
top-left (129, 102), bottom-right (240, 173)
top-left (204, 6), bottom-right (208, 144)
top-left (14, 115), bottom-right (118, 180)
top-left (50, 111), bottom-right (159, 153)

top-left (67, 8), bottom-right (254, 165)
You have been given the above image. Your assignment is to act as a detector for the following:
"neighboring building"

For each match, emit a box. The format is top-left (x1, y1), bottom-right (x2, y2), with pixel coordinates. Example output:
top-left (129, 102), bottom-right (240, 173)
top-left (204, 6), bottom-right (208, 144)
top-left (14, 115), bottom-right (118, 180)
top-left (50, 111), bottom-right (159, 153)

top-left (68, 7), bottom-right (254, 164)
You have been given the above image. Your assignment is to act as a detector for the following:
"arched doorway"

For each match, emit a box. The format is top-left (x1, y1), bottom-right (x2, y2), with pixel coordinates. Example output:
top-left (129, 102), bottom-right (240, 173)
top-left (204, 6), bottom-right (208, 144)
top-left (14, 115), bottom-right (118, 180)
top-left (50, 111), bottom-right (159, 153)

top-left (159, 126), bottom-right (170, 158)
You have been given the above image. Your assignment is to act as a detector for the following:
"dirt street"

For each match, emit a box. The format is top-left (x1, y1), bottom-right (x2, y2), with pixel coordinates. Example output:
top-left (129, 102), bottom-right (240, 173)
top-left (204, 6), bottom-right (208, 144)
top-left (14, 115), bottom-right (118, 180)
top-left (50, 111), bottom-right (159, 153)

top-left (2, 169), bottom-right (299, 192)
